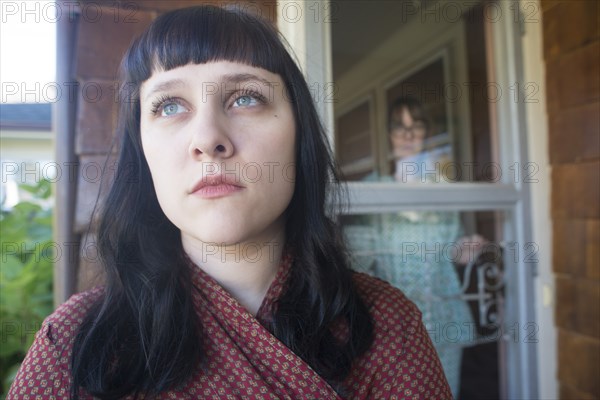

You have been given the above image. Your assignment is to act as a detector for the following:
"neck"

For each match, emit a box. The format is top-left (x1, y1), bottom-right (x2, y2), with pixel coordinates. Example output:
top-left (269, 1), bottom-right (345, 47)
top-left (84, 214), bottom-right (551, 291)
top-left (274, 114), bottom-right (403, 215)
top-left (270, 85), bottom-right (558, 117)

top-left (183, 229), bottom-right (286, 316)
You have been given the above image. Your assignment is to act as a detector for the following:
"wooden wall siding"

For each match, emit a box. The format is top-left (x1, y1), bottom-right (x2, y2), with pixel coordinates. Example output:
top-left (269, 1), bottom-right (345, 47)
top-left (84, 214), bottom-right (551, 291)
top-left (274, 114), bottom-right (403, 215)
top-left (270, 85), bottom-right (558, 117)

top-left (543, 1), bottom-right (600, 398)
top-left (75, 80), bottom-right (119, 155)
top-left (71, 0), bottom-right (277, 291)
top-left (73, 3), bottom-right (152, 291)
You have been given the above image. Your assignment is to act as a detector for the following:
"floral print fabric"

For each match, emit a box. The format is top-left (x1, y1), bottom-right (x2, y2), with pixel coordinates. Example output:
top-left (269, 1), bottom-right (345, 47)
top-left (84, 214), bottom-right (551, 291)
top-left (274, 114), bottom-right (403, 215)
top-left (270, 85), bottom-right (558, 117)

top-left (9, 254), bottom-right (452, 399)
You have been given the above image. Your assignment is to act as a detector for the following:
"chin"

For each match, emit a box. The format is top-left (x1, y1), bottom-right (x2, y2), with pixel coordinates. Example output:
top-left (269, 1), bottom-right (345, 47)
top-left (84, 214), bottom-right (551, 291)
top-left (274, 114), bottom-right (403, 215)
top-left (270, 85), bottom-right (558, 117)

top-left (189, 227), bottom-right (249, 247)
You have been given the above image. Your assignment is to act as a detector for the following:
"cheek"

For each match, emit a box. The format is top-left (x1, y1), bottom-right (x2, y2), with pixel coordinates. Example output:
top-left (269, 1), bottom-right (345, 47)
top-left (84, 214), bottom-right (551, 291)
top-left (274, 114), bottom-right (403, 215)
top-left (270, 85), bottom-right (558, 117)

top-left (259, 112), bottom-right (296, 168)
top-left (391, 137), bottom-right (403, 148)
top-left (140, 132), bottom-right (183, 206)
top-left (141, 124), bottom-right (185, 171)
top-left (262, 116), bottom-right (296, 204)
top-left (141, 137), bottom-right (163, 181)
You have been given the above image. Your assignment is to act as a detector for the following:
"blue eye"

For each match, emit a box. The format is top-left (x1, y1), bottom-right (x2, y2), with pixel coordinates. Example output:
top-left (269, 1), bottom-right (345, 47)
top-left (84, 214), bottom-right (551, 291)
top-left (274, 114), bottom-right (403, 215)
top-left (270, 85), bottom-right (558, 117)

top-left (150, 96), bottom-right (188, 117)
top-left (233, 95), bottom-right (258, 108)
top-left (162, 102), bottom-right (185, 116)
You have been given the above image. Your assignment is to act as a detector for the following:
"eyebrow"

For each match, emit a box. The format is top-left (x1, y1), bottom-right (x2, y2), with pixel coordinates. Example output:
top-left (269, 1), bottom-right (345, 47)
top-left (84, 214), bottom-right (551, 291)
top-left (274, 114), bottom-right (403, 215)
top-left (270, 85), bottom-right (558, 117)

top-left (143, 73), bottom-right (276, 102)
top-left (221, 73), bottom-right (276, 89)
top-left (143, 79), bottom-right (187, 102)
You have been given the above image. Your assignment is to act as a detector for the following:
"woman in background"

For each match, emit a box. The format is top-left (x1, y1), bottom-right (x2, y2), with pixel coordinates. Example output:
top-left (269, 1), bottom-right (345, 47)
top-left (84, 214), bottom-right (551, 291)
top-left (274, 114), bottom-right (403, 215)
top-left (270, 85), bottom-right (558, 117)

top-left (346, 97), bottom-right (485, 397)
top-left (9, 6), bottom-right (451, 400)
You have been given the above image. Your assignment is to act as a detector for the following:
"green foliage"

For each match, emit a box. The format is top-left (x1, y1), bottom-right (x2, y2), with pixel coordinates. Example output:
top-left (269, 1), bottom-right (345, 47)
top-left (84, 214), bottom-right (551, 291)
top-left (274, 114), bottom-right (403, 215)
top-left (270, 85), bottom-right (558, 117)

top-left (0, 179), bottom-right (54, 397)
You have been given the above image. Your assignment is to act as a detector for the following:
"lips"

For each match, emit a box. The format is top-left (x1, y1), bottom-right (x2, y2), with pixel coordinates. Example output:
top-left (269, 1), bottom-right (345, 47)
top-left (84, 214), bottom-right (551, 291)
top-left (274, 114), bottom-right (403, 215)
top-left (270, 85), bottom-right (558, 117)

top-left (189, 175), bottom-right (244, 199)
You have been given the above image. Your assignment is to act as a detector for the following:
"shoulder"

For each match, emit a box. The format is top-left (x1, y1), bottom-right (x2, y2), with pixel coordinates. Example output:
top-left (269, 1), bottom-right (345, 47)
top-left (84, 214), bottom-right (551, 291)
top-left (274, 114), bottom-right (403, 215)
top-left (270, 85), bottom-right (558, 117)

top-left (352, 272), bottom-right (428, 367)
top-left (353, 272), bottom-right (422, 333)
top-left (7, 287), bottom-right (104, 398)
top-left (43, 287), bottom-right (104, 346)
top-left (348, 273), bottom-right (453, 399)
top-left (30, 286), bottom-right (104, 356)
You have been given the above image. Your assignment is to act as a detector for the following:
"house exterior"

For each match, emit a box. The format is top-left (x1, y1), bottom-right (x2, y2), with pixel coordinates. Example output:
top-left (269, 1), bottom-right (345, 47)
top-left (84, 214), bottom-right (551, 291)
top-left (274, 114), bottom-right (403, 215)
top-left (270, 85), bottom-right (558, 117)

top-left (44, 0), bottom-right (599, 398)
top-left (0, 103), bottom-right (54, 207)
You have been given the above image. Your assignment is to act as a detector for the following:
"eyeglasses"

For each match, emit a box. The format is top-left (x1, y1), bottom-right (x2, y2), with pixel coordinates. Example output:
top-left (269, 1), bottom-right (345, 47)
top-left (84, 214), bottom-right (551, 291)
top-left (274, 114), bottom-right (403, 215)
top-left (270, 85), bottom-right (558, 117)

top-left (390, 121), bottom-right (427, 138)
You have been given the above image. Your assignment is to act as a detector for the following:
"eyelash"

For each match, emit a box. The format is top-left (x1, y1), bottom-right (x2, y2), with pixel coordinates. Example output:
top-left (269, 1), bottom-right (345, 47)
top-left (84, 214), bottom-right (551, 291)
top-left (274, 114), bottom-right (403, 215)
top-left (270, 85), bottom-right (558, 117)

top-left (228, 89), bottom-right (267, 108)
top-left (150, 95), bottom-right (180, 116)
top-left (149, 89), bottom-right (268, 117)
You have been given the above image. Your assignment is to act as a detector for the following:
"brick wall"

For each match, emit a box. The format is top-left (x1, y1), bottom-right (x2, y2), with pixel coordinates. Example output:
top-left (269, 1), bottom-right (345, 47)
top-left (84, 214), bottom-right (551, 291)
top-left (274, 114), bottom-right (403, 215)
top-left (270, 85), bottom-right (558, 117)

top-left (71, 1), bottom-right (276, 290)
top-left (543, 1), bottom-right (600, 398)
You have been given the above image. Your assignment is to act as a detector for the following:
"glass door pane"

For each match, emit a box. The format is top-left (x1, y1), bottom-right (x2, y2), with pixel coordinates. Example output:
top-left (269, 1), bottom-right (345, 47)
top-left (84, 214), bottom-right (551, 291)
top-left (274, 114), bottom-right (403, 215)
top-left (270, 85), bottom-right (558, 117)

top-left (332, 0), bottom-right (498, 184)
top-left (341, 210), bottom-right (506, 399)
top-left (329, 1), bottom-right (532, 398)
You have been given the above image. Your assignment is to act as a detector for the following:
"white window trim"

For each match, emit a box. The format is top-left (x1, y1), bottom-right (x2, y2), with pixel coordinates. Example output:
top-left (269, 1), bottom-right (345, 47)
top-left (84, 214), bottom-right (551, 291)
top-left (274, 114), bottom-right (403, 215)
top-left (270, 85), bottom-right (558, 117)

top-left (519, 0), bottom-right (557, 398)
top-left (277, 0), bottom-right (335, 143)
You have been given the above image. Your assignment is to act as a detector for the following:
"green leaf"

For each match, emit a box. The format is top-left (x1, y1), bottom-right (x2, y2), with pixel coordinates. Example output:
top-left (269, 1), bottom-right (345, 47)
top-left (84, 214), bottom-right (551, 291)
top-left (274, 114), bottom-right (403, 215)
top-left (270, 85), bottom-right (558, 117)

top-left (0, 255), bottom-right (22, 281)
top-left (0, 179), bottom-right (53, 392)
top-left (2, 362), bottom-right (21, 393)
top-left (19, 179), bottom-right (52, 200)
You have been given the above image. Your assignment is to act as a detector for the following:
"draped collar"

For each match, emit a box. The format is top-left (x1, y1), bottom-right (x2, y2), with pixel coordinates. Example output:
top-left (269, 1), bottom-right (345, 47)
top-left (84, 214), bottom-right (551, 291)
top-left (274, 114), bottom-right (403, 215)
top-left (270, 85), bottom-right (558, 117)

top-left (184, 250), bottom-right (342, 399)
top-left (188, 250), bottom-right (293, 328)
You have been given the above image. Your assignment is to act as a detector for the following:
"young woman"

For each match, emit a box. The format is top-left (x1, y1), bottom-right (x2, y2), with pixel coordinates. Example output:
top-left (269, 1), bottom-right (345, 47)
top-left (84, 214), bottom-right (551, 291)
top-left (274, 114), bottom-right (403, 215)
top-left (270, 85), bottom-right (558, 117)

top-left (9, 6), bottom-right (451, 399)
top-left (345, 97), bottom-right (487, 397)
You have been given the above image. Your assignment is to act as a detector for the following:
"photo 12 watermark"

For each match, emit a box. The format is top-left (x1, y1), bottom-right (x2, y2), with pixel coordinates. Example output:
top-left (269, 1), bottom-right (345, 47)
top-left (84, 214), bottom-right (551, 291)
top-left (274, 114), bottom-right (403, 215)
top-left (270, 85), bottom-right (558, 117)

top-left (0, 1), bottom-right (541, 26)
top-left (1, 161), bottom-right (299, 186)
top-left (1, 79), bottom-right (340, 105)
top-left (426, 321), bottom-right (539, 345)
top-left (1, 1), bottom-right (139, 24)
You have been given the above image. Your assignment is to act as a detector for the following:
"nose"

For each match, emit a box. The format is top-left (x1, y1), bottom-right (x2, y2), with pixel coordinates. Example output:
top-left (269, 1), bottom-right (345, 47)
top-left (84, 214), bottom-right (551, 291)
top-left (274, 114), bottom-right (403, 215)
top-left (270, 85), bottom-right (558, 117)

top-left (188, 112), bottom-right (234, 160)
top-left (406, 127), bottom-right (417, 140)
top-left (393, 128), bottom-right (415, 141)
top-left (403, 128), bottom-right (415, 140)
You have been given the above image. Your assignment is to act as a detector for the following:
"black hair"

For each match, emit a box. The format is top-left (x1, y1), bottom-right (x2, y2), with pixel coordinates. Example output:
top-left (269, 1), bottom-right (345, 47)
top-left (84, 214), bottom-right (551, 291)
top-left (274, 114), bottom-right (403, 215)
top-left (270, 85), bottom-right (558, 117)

top-left (388, 95), bottom-right (432, 136)
top-left (71, 5), bottom-right (373, 399)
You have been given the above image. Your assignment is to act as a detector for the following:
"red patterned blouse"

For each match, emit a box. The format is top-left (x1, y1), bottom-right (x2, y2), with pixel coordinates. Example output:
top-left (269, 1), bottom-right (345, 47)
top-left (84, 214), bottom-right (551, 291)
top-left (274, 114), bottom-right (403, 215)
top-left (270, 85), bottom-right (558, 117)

top-left (8, 254), bottom-right (452, 399)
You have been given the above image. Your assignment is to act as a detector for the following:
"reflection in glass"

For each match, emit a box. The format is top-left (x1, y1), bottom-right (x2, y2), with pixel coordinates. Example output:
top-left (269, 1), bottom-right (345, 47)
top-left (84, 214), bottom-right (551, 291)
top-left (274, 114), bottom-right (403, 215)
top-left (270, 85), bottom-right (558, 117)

top-left (342, 210), bottom-right (504, 398)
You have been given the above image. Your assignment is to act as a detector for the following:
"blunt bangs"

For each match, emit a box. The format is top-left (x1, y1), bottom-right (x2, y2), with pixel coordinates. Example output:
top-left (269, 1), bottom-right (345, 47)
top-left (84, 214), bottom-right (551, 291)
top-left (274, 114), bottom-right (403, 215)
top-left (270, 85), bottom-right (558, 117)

top-left (124, 6), bottom-right (287, 85)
